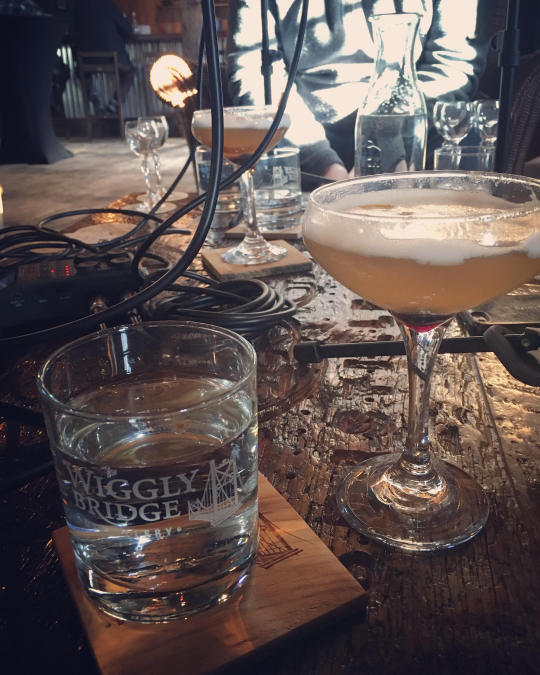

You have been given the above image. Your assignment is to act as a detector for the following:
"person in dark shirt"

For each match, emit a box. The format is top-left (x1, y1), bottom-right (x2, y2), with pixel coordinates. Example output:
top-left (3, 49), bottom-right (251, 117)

top-left (228, 0), bottom-right (491, 181)
top-left (69, 0), bottom-right (135, 113)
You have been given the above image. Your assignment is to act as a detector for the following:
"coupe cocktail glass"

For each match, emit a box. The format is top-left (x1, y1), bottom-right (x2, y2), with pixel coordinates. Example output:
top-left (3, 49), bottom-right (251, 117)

top-left (303, 172), bottom-right (540, 551)
top-left (192, 106), bottom-right (290, 265)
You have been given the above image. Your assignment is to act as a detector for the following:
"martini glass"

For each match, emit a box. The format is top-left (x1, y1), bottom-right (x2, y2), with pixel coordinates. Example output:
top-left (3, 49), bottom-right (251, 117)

top-left (191, 106), bottom-right (290, 264)
top-left (303, 172), bottom-right (540, 551)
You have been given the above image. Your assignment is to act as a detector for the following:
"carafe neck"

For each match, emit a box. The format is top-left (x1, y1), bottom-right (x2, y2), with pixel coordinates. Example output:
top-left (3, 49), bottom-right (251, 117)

top-left (372, 13), bottom-right (420, 81)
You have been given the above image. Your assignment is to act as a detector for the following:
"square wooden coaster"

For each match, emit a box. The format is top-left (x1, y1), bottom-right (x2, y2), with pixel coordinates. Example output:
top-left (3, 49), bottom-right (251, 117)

top-left (53, 474), bottom-right (366, 675)
top-left (226, 221), bottom-right (302, 240)
top-left (201, 241), bottom-right (312, 280)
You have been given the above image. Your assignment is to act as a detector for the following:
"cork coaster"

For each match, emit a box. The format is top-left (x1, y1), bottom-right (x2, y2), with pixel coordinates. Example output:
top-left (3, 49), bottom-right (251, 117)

top-left (53, 474), bottom-right (366, 675)
top-left (201, 241), bottom-right (312, 280)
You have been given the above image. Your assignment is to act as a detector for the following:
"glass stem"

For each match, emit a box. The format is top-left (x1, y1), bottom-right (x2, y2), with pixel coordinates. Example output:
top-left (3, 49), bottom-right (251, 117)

top-left (240, 168), bottom-right (264, 242)
top-left (152, 149), bottom-right (164, 198)
top-left (397, 321), bottom-right (449, 479)
top-left (451, 145), bottom-right (461, 170)
top-left (140, 152), bottom-right (159, 207)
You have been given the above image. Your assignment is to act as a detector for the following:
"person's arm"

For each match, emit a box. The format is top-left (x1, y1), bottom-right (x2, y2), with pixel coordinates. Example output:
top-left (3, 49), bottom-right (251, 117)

top-left (416, 0), bottom-right (491, 105)
top-left (226, 0), bottom-right (345, 176)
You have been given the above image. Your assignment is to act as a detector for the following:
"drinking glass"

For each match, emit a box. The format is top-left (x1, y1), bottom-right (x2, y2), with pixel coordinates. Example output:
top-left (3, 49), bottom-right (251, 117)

top-left (433, 101), bottom-right (473, 148)
top-left (38, 321), bottom-right (259, 622)
top-left (433, 145), bottom-right (494, 171)
top-left (303, 172), bottom-right (540, 551)
top-left (125, 118), bottom-right (174, 214)
top-left (253, 147), bottom-right (303, 230)
top-left (474, 99), bottom-right (500, 146)
top-left (136, 115), bottom-right (178, 213)
top-left (191, 106), bottom-right (290, 265)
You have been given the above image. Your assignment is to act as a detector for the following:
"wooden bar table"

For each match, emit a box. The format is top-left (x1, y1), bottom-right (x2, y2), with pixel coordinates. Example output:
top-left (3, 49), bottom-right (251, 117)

top-left (1, 201), bottom-right (539, 675)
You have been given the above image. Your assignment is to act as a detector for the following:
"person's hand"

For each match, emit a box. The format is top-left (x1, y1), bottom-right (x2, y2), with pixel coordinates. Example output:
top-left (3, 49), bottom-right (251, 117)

top-left (323, 163), bottom-right (349, 181)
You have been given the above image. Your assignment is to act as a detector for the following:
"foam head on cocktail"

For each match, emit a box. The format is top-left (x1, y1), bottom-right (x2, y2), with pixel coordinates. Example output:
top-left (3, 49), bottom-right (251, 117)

top-left (303, 172), bottom-right (540, 551)
top-left (304, 182), bottom-right (540, 330)
top-left (191, 105), bottom-right (291, 265)
top-left (192, 106), bottom-right (290, 161)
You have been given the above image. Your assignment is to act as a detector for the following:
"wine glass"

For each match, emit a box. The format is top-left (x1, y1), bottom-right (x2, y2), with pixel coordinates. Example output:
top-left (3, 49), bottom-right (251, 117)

top-left (303, 172), bottom-right (540, 551)
top-left (125, 118), bottom-right (162, 212)
top-left (433, 101), bottom-right (473, 148)
top-left (191, 105), bottom-right (290, 265)
top-left (136, 115), bottom-right (179, 212)
top-left (474, 99), bottom-right (500, 147)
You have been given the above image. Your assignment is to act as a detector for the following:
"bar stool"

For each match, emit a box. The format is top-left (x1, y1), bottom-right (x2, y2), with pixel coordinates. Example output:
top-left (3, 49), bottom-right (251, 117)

top-left (77, 51), bottom-right (125, 140)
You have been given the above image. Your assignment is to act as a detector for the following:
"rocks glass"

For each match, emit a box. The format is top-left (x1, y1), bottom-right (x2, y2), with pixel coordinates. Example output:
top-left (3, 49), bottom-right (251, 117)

top-left (38, 321), bottom-right (258, 621)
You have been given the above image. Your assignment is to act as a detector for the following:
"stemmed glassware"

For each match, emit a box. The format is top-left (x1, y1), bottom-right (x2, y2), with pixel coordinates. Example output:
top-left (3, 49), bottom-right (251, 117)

top-left (433, 101), bottom-right (473, 148)
top-left (125, 117), bottom-right (175, 214)
top-left (191, 105), bottom-right (290, 265)
top-left (136, 115), bottom-right (178, 212)
top-left (303, 172), bottom-right (540, 551)
top-left (474, 99), bottom-right (500, 147)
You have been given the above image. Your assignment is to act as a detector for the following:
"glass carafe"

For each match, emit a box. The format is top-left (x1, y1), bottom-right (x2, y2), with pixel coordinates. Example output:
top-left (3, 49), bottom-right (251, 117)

top-left (354, 13), bottom-right (427, 175)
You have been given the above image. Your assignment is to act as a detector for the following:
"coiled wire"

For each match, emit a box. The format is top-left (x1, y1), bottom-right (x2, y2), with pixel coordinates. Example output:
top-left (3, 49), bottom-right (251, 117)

top-left (147, 273), bottom-right (296, 340)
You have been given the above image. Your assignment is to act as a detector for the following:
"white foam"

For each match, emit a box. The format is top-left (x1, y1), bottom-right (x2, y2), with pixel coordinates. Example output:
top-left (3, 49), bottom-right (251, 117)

top-left (306, 188), bottom-right (540, 265)
top-left (194, 108), bottom-right (289, 130)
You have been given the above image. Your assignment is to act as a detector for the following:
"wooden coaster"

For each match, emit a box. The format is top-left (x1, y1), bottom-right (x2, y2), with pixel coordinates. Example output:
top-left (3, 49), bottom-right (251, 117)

top-left (201, 241), bottom-right (312, 280)
top-left (53, 474), bottom-right (365, 675)
top-left (226, 221), bottom-right (302, 240)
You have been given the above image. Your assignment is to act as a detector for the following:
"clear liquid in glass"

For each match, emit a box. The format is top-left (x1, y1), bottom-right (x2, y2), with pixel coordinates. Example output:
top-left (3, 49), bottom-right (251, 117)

top-left (53, 375), bottom-right (258, 622)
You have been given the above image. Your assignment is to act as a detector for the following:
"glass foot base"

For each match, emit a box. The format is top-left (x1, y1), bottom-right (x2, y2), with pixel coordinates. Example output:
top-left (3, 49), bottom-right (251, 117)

top-left (336, 453), bottom-right (489, 551)
top-left (221, 238), bottom-right (288, 265)
top-left (123, 201), bottom-right (178, 215)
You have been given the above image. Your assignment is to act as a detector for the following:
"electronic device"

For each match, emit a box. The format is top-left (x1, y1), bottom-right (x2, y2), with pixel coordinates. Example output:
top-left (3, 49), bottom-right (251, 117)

top-left (0, 257), bottom-right (141, 334)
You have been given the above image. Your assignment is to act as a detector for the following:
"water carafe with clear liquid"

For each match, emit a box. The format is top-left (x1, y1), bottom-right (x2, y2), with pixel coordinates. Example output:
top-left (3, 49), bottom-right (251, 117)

top-left (354, 13), bottom-right (427, 175)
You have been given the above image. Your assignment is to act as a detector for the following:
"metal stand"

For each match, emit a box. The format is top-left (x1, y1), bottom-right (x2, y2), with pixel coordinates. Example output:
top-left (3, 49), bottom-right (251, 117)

top-left (495, 0), bottom-right (521, 172)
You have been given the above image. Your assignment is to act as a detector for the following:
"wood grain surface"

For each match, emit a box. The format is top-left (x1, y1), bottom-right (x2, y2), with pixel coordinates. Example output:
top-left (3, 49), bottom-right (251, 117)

top-left (2, 200), bottom-right (539, 675)
top-left (53, 474), bottom-right (365, 675)
top-left (201, 241), bottom-right (312, 280)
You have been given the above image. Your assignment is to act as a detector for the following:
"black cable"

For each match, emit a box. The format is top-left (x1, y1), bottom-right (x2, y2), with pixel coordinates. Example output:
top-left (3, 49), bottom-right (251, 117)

top-left (301, 171), bottom-right (334, 185)
top-left (130, 0), bottom-right (310, 271)
top-left (0, 0), bottom-right (224, 346)
top-left (1, 0), bottom-right (311, 345)
top-left (261, 0), bottom-right (273, 105)
top-left (148, 278), bottom-right (296, 340)
top-left (34, 142), bottom-right (195, 249)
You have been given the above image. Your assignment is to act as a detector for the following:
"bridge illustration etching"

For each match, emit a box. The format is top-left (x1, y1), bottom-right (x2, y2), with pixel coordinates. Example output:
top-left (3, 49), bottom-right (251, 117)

top-left (188, 457), bottom-right (242, 527)
top-left (256, 513), bottom-right (302, 569)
